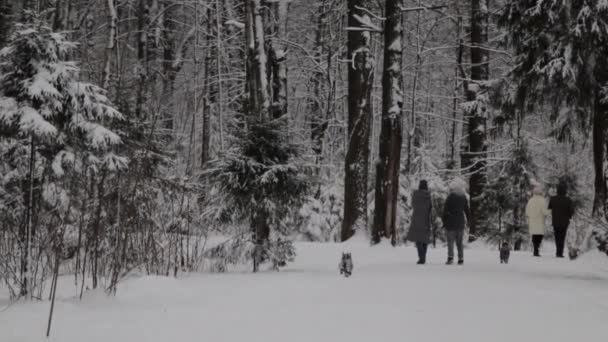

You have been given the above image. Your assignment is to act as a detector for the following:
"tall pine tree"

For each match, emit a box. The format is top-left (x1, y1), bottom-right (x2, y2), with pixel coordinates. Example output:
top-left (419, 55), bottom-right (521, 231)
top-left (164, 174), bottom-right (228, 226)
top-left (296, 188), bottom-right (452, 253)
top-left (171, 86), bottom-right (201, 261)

top-left (500, 0), bottom-right (608, 252)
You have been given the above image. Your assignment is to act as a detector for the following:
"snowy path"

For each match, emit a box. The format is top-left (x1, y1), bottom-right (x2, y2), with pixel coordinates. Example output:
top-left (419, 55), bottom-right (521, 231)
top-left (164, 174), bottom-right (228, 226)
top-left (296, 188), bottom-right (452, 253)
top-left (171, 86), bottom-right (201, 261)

top-left (1, 241), bottom-right (608, 342)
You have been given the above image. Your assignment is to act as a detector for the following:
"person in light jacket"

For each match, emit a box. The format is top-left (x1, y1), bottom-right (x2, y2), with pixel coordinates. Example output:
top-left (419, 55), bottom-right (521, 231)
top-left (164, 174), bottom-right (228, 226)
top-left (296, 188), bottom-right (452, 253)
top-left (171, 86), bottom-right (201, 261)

top-left (406, 180), bottom-right (433, 264)
top-left (525, 185), bottom-right (551, 257)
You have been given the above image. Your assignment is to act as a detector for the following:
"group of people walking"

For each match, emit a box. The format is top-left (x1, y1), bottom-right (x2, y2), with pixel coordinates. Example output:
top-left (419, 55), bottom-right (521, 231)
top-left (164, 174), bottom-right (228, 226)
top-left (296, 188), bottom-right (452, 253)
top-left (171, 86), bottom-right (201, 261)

top-left (526, 183), bottom-right (575, 257)
top-left (406, 179), bottom-right (575, 264)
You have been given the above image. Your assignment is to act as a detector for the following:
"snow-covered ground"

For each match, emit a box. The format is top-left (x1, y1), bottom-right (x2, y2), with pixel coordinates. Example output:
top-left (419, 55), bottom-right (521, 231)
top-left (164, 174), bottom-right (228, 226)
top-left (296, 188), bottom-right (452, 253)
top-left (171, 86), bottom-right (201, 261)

top-left (1, 240), bottom-right (607, 342)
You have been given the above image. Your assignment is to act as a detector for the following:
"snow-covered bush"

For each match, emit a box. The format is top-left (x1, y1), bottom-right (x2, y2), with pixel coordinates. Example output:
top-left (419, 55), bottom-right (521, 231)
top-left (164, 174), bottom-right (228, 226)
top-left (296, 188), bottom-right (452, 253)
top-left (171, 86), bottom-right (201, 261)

top-left (296, 184), bottom-right (343, 242)
top-left (203, 117), bottom-right (310, 271)
top-left (483, 143), bottom-right (534, 249)
top-left (0, 15), bottom-right (124, 298)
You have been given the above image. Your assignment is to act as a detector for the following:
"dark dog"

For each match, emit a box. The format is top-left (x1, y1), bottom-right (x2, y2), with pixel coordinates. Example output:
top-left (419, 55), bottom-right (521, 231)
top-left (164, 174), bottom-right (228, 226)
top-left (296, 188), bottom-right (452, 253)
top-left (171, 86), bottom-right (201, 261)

top-left (568, 247), bottom-right (579, 260)
top-left (500, 242), bottom-right (511, 264)
top-left (339, 252), bottom-right (353, 277)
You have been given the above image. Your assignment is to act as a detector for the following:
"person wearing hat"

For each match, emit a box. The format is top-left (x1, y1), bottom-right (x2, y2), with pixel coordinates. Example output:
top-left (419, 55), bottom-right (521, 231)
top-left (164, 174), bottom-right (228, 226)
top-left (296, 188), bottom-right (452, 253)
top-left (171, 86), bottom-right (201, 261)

top-left (407, 180), bottom-right (433, 264)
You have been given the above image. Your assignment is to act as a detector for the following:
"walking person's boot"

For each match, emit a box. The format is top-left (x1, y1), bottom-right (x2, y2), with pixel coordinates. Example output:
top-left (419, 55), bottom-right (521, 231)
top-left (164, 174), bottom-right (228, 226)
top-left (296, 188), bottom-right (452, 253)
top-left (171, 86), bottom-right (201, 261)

top-left (446, 257), bottom-right (454, 265)
top-left (458, 259), bottom-right (464, 265)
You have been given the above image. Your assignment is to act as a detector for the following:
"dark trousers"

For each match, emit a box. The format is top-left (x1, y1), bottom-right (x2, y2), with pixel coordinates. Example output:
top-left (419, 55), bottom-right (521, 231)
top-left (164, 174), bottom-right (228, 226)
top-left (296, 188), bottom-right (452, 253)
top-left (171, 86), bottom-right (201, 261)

top-left (415, 242), bottom-right (428, 262)
top-left (447, 230), bottom-right (464, 260)
top-left (532, 235), bottom-right (544, 256)
top-left (553, 226), bottom-right (568, 257)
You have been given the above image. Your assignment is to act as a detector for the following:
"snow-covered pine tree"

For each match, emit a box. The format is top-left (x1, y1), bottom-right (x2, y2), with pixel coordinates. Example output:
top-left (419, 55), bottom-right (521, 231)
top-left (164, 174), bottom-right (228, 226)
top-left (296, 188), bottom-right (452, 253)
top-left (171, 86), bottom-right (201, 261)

top-left (0, 14), bottom-right (124, 297)
top-left (483, 142), bottom-right (534, 250)
top-left (204, 116), bottom-right (309, 272)
top-left (500, 0), bottom-right (608, 256)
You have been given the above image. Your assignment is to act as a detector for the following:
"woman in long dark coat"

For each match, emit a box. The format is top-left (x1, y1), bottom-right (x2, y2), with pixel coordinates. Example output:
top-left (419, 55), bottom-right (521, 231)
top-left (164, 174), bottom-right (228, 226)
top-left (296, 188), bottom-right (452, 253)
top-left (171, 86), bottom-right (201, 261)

top-left (406, 180), bottom-right (433, 264)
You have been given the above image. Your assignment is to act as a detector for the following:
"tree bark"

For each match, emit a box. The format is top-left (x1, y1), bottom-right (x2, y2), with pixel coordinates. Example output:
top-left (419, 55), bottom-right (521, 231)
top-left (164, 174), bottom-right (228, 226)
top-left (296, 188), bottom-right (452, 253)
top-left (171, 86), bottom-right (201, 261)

top-left (247, 0), bottom-right (269, 119)
top-left (202, 5), bottom-right (215, 165)
top-left (373, 0), bottom-right (403, 245)
top-left (461, 0), bottom-right (489, 240)
top-left (101, 0), bottom-right (117, 91)
top-left (0, 0), bottom-right (11, 48)
top-left (341, 0), bottom-right (374, 241)
top-left (310, 1), bottom-right (329, 180)
top-left (268, 0), bottom-right (288, 119)
top-left (593, 89), bottom-right (608, 219)
top-left (135, 0), bottom-right (150, 119)
top-left (52, 0), bottom-right (71, 31)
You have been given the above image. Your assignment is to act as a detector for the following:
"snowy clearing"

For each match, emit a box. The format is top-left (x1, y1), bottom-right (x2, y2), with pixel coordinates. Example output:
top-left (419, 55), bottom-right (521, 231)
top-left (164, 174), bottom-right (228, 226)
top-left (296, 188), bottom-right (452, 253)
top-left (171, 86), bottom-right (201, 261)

top-left (1, 241), bottom-right (607, 342)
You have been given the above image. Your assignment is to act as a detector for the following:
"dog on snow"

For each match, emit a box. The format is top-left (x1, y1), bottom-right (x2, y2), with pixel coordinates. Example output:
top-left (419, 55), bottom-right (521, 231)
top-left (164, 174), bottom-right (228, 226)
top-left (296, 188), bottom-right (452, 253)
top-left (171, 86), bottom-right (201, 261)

top-left (499, 242), bottom-right (511, 264)
top-left (339, 252), bottom-right (353, 277)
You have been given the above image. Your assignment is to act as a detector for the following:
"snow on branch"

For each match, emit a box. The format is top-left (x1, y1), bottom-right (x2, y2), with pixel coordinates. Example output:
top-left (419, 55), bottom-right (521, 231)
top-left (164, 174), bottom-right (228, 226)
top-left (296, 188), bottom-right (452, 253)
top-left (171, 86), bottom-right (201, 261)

top-left (225, 20), bottom-right (245, 29)
top-left (400, 5), bottom-right (448, 13)
top-left (354, 5), bottom-right (385, 21)
top-left (346, 14), bottom-right (382, 33)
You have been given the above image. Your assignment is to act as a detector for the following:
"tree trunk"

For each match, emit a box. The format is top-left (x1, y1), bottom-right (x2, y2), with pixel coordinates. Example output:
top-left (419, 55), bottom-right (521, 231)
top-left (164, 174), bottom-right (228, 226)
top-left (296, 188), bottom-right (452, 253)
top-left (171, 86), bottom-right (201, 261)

top-left (341, 0), bottom-right (374, 241)
top-left (135, 0), bottom-right (150, 119)
top-left (21, 136), bottom-right (36, 298)
top-left (52, 0), bottom-right (71, 31)
top-left (246, 0), bottom-right (269, 119)
top-left (101, 0), bottom-right (117, 90)
top-left (91, 172), bottom-right (106, 290)
top-left (461, 0), bottom-right (489, 240)
top-left (593, 89), bottom-right (608, 219)
top-left (372, 0), bottom-right (403, 245)
top-left (202, 5), bottom-right (215, 165)
top-left (310, 1), bottom-right (329, 181)
top-left (0, 0), bottom-right (11, 48)
top-left (449, 14), bottom-right (464, 169)
top-left (268, 0), bottom-right (288, 120)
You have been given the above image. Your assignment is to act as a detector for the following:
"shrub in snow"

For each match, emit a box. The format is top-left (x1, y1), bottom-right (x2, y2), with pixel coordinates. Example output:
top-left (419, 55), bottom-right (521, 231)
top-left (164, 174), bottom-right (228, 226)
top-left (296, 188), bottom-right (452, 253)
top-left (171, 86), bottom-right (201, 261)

top-left (203, 117), bottom-right (310, 271)
top-left (0, 15), bottom-right (124, 298)
top-left (296, 184), bottom-right (343, 242)
top-left (482, 144), bottom-right (534, 249)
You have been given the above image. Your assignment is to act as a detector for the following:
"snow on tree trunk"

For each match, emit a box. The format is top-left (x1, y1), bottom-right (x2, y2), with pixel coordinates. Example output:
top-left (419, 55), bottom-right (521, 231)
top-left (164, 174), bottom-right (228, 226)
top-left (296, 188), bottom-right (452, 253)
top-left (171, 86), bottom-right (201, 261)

top-left (268, 0), bottom-right (289, 120)
top-left (341, 0), bottom-right (374, 242)
top-left (310, 1), bottom-right (329, 179)
top-left (461, 0), bottom-right (489, 240)
top-left (245, 0), bottom-right (270, 119)
top-left (101, 0), bottom-right (117, 91)
top-left (373, 0), bottom-right (403, 244)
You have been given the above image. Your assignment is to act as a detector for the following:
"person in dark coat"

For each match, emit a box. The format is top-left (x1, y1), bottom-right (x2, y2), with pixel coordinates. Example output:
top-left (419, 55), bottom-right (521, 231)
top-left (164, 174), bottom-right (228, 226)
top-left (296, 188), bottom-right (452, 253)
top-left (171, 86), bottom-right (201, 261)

top-left (442, 179), bottom-right (470, 265)
top-left (548, 183), bottom-right (575, 258)
top-left (407, 180), bottom-right (433, 264)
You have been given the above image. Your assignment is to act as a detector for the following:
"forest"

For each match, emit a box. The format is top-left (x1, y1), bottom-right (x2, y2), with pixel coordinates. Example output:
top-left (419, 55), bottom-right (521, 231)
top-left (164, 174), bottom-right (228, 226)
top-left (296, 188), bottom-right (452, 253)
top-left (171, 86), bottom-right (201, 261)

top-left (1, 0), bottom-right (608, 303)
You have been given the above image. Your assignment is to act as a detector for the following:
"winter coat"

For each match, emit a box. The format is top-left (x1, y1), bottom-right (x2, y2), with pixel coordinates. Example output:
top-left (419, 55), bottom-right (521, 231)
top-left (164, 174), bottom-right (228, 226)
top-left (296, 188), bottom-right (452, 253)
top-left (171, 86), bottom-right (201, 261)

top-left (407, 190), bottom-right (432, 243)
top-left (548, 195), bottom-right (574, 228)
top-left (525, 195), bottom-right (550, 235)
top-left (442, 192), bottom-right (470, 231)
